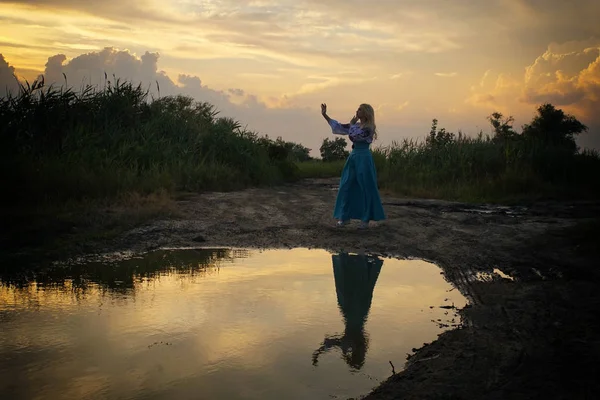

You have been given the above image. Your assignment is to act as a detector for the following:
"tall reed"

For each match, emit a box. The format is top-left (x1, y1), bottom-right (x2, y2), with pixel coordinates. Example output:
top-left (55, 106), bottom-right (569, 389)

top-left (299, 116), bottom-right (600, 202)
top-left (0, 77), bottom-right (310, 206)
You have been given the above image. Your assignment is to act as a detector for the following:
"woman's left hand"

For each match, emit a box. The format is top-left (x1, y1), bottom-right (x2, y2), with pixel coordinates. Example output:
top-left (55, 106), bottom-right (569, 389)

top-left (350, 115), bottom-right (358, 124)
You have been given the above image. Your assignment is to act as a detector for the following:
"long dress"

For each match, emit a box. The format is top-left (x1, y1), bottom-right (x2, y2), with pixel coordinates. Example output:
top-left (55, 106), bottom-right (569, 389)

top-left (311, 253), bottom-right (384, 370)
top-left (328, 119), bottom-right (386, 223)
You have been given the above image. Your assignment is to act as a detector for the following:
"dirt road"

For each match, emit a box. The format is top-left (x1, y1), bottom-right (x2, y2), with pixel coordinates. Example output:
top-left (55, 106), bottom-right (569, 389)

top-left (68, 179), bottom-right (600, 398)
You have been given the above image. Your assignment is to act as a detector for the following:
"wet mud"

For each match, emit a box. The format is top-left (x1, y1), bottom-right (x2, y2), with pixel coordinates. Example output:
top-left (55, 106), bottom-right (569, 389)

top-left (11, 178), bottom-right (600, 399)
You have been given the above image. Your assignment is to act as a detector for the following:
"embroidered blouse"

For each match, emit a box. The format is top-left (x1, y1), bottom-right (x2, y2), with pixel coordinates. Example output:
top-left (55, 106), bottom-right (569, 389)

top-left (328, 119), bottom-right (374, 144)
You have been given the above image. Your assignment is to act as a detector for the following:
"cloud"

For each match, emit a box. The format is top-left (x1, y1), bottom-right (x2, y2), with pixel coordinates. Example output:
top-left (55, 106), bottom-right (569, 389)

top-left (3, 0), bottom-right (600, 74)
top-left (293, 75), bottom-right (378, 96)
top-left (0, 0), bottom-right (180, 24)
top-left (228, 88), bottom-right (245, 97)
top-left (465, 71), bottom-right (520, 114)
top-left (390, 72), bottom-right (407, 80)
top-left (0, 0), bottom-right (514, 78)
top-left (0, 54), bottom-right (20, 97)
top-left (41, 48), bottom-right (173, 94)
top-left (466, 93), bottom-right (496, 108)
top-left (435, 72), bottom-right (458, 77)
top-left (519, 41), bottom-right (600, 126)
top-left (463, 39), bottom-right (600, 149)
top-left (397, 101), bottom-right (410, 111)
top-left (374, 101), bottom-right (410, 121)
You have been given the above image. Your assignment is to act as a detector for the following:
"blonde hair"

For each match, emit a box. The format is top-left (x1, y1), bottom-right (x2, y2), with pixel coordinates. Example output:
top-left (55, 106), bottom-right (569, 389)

top-left (359, 103), bottom-right (377, 140)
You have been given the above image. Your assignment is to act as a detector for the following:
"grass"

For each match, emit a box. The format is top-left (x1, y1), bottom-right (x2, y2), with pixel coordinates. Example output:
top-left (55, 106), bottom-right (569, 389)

top-left (0, 77), bottom-right (307, 209)
top-left (0, 189), bottom-right (179, 267)
top-left (297, 159), bottom-right (345, 179)
top-left (0, 76), bottom-right (309, 259)
top-left (299, 119), bottom-right (600, 203)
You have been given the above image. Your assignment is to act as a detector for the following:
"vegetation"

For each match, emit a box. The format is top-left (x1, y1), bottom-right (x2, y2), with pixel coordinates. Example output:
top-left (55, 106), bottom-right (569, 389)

top-left (0, 76), bottom-right (313, 260)
top-left (320, 137), bottom-right (349, 162)
top-left (2, 76), bottom-right (598, 213)
top-left (1, 246), bottom-right (243, 290)
top-left (0, 76), bottom-right (311, 208)
top-left (301, 103), bottom-right (600, 202)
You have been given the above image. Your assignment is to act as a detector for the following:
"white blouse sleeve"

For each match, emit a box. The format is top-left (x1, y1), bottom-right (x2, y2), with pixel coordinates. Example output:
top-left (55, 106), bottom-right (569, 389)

top-left (328, 119), bottom-right (350, 135)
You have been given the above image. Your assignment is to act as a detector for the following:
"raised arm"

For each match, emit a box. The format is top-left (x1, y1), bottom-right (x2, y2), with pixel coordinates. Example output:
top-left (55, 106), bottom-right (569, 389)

top-left (321, 103), bottom-right (356, 135)
top-left (321, 103), bottom-right (332, 123)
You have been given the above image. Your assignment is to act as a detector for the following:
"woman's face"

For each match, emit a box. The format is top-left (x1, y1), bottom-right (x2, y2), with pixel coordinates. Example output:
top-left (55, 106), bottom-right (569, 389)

top-left (356, 106), bottom-right (364, 120)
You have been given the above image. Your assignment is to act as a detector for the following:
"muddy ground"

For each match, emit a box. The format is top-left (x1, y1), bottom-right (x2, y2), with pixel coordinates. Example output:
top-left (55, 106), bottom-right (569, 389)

top-left (7, 178), bottom-right (600, 399)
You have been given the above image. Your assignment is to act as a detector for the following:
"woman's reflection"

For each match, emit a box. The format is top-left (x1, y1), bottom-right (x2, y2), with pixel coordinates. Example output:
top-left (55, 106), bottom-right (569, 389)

top-left (312, 252), bottom-right (383, 371)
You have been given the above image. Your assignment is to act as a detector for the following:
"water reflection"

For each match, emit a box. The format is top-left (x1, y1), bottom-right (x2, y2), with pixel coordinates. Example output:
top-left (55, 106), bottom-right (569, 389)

top-left (1, 248), bottom-right (467, 400)
top-left (312, 253), bottom-right (383, 370)
top-left (0, 248), bottom-right (249, 292)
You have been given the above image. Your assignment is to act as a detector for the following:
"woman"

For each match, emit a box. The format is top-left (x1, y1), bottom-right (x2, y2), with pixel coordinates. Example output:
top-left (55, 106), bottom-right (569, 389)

top-left (311, 252), bottom-right (383, 370)
top-left (321, 103), bottom-right (386, 229)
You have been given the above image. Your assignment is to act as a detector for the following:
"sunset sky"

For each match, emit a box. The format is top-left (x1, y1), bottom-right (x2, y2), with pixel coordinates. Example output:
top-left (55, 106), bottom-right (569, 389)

top-left (1, 0), bottom-right (599, 154)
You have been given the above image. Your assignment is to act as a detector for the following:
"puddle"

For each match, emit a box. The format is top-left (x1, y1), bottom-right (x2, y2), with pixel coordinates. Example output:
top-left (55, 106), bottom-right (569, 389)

top-left (0, 248), bottom-right (467, 400)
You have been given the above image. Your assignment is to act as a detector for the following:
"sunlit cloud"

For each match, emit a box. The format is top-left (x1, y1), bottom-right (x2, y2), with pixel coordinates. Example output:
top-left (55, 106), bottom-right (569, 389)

top-left (397, 101), bottom-right (410, 111)
top-left (435, 72), bottom-right (458, 77)
top-left (0, 54), bottom-right (20, 97)
top-left (466, 71), bottom-right (521, 113)
top-left (389, 71), bottom-right (415, 80)
top-left (519, 41), bottom-right (600, 136)
top-left (294, 75), bottom-right (378, 96)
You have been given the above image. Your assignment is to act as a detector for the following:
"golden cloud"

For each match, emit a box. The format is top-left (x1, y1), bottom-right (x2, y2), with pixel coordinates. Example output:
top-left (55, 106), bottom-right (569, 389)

top-left (465, 71), bottom-right (520, 114)
top-left (435, 72), bottom-right (458, 77)
top-left (520, 43), bottom-right (600, 123)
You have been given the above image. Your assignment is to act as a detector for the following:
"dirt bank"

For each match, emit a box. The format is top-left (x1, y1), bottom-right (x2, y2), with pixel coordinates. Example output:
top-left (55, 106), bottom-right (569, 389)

top-left (8, 178), bottom-right (600, 399)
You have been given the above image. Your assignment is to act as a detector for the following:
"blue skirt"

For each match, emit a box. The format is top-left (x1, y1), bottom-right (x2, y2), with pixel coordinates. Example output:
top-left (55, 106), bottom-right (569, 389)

top-left (333, 142), bottom-right (386, 222)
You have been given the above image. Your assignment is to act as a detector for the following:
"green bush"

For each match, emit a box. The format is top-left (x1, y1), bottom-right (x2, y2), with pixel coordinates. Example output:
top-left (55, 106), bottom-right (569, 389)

top-left (0, 77), bottom-right (309, 206)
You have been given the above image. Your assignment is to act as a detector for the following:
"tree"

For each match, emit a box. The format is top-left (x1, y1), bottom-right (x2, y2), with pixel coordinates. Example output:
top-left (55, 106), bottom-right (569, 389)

top-left (522, 103), bottom-right (587, 153)
top-left (426, 118), bottom-right (455, 147)
top-left (487, 112), bottom-right (518, 141)
top-left (256, 135), bottom-right (312, 162)
top-left (320, 137), bottom-right (349, 161)
top-left (286, 141), bottom-right (312, 162)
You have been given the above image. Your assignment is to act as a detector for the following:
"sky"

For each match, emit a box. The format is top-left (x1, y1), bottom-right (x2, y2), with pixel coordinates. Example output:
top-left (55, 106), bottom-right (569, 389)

top-left (1, 0), bottom-right (599, 154)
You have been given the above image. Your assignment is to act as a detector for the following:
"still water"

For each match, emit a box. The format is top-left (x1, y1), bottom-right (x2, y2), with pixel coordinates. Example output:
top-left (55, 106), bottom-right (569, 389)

top-left (0, 248), bottom-right (467, 400)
